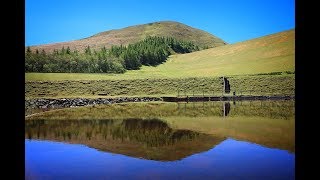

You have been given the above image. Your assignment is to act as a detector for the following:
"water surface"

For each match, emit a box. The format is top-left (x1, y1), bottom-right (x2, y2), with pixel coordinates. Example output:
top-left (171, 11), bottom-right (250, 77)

top-left (25, 100), bottom-right (295, 180)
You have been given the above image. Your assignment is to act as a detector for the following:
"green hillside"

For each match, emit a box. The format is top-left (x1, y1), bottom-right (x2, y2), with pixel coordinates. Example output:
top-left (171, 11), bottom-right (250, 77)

top-left (26, 29), bottom-right (295, 81)
top-left (26, 29), bottom-right (295, 99)
top-left (125, 29), bottom-right (295, 78)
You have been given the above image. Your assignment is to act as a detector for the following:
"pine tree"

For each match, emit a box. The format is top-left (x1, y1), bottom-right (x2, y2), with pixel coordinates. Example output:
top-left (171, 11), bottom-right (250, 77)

top-left (85, 46), bottom-right (91, 55)
top-left (66, 46), bottom-right (71, 54)
top-left (26, 46), bottom-right (32, 54)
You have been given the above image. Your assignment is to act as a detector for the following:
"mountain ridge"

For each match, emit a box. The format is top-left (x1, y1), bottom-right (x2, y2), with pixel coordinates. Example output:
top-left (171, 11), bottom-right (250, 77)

top-left (28, 21), bottom-right (227, 53)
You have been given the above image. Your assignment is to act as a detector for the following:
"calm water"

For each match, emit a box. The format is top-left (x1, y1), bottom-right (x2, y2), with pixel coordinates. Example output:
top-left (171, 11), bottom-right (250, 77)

top-left (25, 100), bottom-right (295, 180)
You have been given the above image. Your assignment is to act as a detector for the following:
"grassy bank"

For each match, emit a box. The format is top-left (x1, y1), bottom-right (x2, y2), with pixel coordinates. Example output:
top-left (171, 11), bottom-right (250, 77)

top-left (25, 74), bottom-right (294, 99)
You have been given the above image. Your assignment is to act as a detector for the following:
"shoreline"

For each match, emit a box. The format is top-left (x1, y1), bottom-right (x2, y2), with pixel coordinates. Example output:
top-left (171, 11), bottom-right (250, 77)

top-left (25, 95), bottom-right (295, 117)
top-left (25, 97), bottom-right (162, 114)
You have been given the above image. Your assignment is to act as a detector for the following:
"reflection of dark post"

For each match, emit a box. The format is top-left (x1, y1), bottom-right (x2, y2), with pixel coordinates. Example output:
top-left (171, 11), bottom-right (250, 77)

top-left (184, 103), bottom-right (186, 112)
top-left (222, 102), bottom-right (231, 117)
top-left (225, 102), bottom-right (230, 116)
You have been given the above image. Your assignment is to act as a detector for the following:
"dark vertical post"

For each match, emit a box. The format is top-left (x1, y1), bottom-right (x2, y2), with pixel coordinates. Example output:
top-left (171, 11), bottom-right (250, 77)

top-left (222, 76), bottom-right (224, 97)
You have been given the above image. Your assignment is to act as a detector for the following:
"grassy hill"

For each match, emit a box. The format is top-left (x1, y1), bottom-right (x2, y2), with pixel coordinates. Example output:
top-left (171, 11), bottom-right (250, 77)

top-left (26, 29), bottom-right (295, 98)
top-left (126, 28), bottom-right (295, 78)
top-left (29, 21), bottom-right (226, 53)
top-left (27, 29), bottom-right (295, 81)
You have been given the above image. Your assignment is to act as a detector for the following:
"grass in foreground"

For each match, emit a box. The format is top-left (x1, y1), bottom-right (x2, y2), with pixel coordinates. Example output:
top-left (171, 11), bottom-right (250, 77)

top-left (25, 74), bottom-right (294, 99)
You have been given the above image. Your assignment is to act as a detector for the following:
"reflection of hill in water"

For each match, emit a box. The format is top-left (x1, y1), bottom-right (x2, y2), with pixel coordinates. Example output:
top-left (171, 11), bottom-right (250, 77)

top-left (25, 119), bottom-right (225, 161)
top-left (26, 101), bottom-right (295, 153)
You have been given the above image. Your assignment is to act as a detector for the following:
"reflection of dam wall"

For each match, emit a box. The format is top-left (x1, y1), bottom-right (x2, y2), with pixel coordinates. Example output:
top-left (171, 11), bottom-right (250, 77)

top-left (25, 119), bottom-right (224, 161)
top-left (162, 95), bottom-right (294, 102)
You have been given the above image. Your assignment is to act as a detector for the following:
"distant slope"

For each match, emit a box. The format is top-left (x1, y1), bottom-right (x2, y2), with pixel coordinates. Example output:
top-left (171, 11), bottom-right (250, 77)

top-left (124, 29), bottom-right (295, 78)
top-left (29, 21), bottom-right (227, 53)
top-left (26, 29), bottom-right (295, 81)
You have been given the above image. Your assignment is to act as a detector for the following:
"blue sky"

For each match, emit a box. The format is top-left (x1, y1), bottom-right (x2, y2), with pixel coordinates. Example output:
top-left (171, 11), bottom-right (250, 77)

top-left (25, 0), bottom-right (295, 46)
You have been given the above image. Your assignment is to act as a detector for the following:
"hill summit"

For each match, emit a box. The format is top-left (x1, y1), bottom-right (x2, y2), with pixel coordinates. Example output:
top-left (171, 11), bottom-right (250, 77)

top-left (29, 21), bottom-right (227, 52)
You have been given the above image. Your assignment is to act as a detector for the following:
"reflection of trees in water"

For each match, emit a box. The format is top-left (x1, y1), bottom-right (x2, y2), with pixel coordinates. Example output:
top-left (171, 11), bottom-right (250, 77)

top-left (26, 119), bottom-right (226, 161)
top-left (121, 119), bottom-right (198, 146)
top-left (25, 119), bottom-right (199, 147)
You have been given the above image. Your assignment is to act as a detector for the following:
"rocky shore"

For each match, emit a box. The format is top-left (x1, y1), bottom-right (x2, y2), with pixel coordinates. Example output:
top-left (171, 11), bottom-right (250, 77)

top-left (25, 95), bottom-right (294, 117)
top-left (25, 97), bottom-right (162, 110)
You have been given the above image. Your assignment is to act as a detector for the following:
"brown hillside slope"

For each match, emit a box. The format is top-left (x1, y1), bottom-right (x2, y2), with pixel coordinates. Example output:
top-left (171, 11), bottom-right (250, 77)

top-left (29, 21), bottom-right (227, 53)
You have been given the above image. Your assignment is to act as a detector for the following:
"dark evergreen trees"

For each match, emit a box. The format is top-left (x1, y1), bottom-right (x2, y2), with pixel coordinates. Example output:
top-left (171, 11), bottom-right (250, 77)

top-left (25, 36), bottom-right (200, 73)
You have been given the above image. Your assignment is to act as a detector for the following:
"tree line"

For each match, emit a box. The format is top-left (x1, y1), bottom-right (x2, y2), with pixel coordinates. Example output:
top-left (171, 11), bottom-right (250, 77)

top-left (25, 36), bottom-right (200, 73)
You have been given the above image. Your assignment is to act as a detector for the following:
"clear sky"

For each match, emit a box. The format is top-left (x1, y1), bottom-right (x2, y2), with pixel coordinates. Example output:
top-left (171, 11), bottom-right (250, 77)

top-left (25, 0), bottom-right (295, 46)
